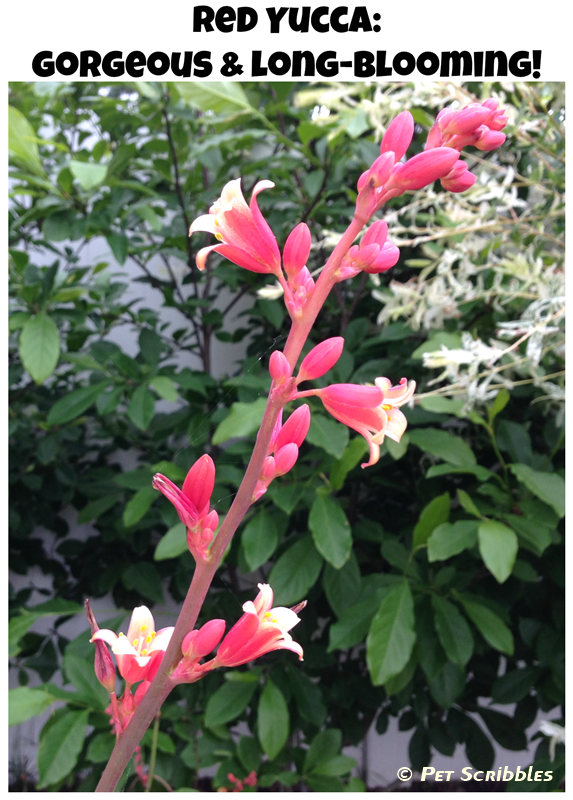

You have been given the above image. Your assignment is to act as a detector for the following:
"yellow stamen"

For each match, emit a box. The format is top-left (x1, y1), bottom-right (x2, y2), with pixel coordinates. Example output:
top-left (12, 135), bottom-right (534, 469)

top-left (214, 218), bottom-right (219, 226)
top-left (132, 639), bottom-right (139, 647)
top-left (141, 649), bottom-right (148, 656)
top-left (215, 233), bottom-right (224, 242)
top-left (151, 631), bottom-right (156, 638)
top-left (146, 635), bottom-right (153, 644)
top-left (264, 612), bottom-right (272, 618)
top-left (382, 404), bottom-right (392, 410)
top-left (118, 632), bottom-right (124, 637)
top-left (140, 625), bottom-right (147, 632)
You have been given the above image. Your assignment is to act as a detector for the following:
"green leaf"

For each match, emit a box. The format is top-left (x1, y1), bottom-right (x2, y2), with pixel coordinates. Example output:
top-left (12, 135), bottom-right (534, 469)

top-left (509, 464), bottom-right (565, 518)
top-left (426, 464), bottom-right (495, 482)
top-left (409, 428), bottom-right (476, 467)
top-left (489, 388), bottom-right (510, 420)
top-left (328, 588), bottom-right (389, 651)
top-left (432, 595), bottom-right (473, 668)
top-left (419, 396), bottom-right (466, 418)
top-left (330, 437), bottom-right (368, 490)
top-left (154, 523), bottom-right (187, 560)
top-left (465, 717), bottom-right (495, 772)
top-left (322, 551), bottom-right (361, 617)
top-left (304, 729), bottom-right (342, 773)
top-left (77, 495), bottom-right (119, 524)
top-left (427, 521), bottom-right (479, 562)
top-left (366, 582), bottom-right (416, 686)
top-left (37, 709), bottom-right (90, 788)
top-left (505, 514), bottom-right (552, 556)
top-left (69, 160), bottom-right (107, 191)
top-left (123, 486), bottom-right (156, 527)
top-left (212, 398), bottom-right (267, 444)
top-left (457, 489), bottom-right (483, 518)
top-left (205, 680), bottom-right (257, 728)
top-left (242, 510), bottom-right (279, 572)
top-left (63, 653), bottom-right (109, 709)
top-left (268, 482), bottom-right (305, 515)
top-left (174, 81), bottom-right (255, 116)
top-left (287, 668), bottom-right (327, 727)
top-left (19, 312), bottom-right (60, 384)
top-left (9, 687), bottom-right (57, 727)
top-left (86, 732), bottom-right (115, 763)
top-left (122, 562), bottom-right (164, 603)
top-left (314, 755), bottom-right (356, 776)
top-left (149, 375), bottom-right (179, 402)
top-left (477, 708), bottom-right (527, 751)
top-left (106, 232), bottom-right (129, 265)
top-left (412, 492), bottom-right (450, 548)
top-left (478, 520), bottom-right (518, 583)
top-left (47, 381), bottom-right (110, 425)
top-left (309, 493), bottom-right (352, 569)
top-left (268, 536), bottom-right (323, 606)
top-left (9, 106), bottom-right (45, 175)
top-left (258, 680), bottom-right (289, 760)
top-left (306, 415), bottom-right (349, 459)
top-left (457, 595), bottom-right (514, 655)
top-left (127, 385), bottom-right (156, 431)
top-left (492, 666), bottom-right (540, 704)
top-left (428, 661), bottom-right (466, 709)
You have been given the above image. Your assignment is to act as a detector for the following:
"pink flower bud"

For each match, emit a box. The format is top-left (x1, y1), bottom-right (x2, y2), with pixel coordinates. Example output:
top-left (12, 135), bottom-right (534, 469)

top-left (380, 110), bottom-right (414, 161)
top-left (182, 455), bottom-right (216, 518)
top-left (297, 337), bottom-right (344, 383)
top-left (193, 619), bottom-right (226, 657)
top-left (354, 243), bottom-right (381, 271)
top-left (362, 241), bottom-right (400, 273)
top-left (201, 527), bottom-right (214, 544)
top-left (283, 222), bottom-right (311, 279)
top-left (475, 129), bottom-right (506, 151)
top-left (275, 404), bottom-right (311, 451)
top-left (441, 161), bottom-right (476, 193)
top-left (439, 104), bottom-right (490, 135)
top-left (94, 639), bottom-right (116, 694)
top-left (269, 350), bottom-right (292, 384)
top-left (203, 509), bottom-right (219, 532)
top-left (274, 443), bottom-right (299, 475)
top-left (362, 220), bottom-right (389, 248)
top-left (368, 151), bottom-right (395, 187)
top-left (181, 629), bottom-right (198, 656)
top-left (134, 681), bottom-right (151, 707)
top-left (425, 122), bottom-right (444, 150)
top-left (388, 148), bottom-right (460, 192)
top-left (261, 456), bottom-right (276, 482)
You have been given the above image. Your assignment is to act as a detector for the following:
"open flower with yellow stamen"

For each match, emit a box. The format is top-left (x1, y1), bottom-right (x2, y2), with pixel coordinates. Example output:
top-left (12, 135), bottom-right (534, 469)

top-left (91, 606), bottom-right (174, 685)
top-left (210, 584), bottom-right (305, 668)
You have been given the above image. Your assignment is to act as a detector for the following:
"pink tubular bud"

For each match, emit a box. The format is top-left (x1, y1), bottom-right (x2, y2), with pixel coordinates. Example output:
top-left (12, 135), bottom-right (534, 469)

top-left (297, 337), bottom-right (345, 383)
top-left (94, 639), bottom-right (116, 694)
top-left (388, 148), bottom-right (460, 192)
top-left (275, 404), bottom-right (311, 451)
top-left (193, 619), bottom-right (226, 657)
top-left (269, 350), bottom-right (292, 384)
top-left (439, 104), bottom-right (490, 135)
top-left (283, 223), bottom-right (311, 280)
top-left (380, 110), bottom-right (414, 161)
top-left (261, 456), bottom-right (276, 482)
top-left (274, 443), bottom-right (299, 476)
top-left (203, 509), bottom-right (219, 532)
top-left (362, 220), bottom-right (388, 248)
top-left (354, 243), bottom-right (381, 271)
top-left (368, 151), bottom-right (396, 186)
top-left (319, 383), bottom-right (383, 407)
top-left (441, 161), bottom-right (476, 193)
top-left (182, 455), bottom-right (215, 518)
top-left (425, 122), bottom-right (444, 150)
top-left (182, 629), bottom-right (198, 656)
top-left (363, 240), bottom-right (400, 273)
top-left (475, 129), bottom-right (506, 151)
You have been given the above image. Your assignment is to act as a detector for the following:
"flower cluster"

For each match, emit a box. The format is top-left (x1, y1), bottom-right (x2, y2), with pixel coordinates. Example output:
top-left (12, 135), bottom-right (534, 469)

top-left (90, 586), bottom-right (305, 734)
top-left (89, 604), bottom-right (174, 734)
top-left (153, 455), bottom-right (218, 562)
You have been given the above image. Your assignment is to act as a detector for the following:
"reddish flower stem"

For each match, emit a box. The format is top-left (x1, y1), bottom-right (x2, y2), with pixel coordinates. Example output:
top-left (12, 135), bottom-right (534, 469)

top-left (95, 213), bottom-right (367, 792)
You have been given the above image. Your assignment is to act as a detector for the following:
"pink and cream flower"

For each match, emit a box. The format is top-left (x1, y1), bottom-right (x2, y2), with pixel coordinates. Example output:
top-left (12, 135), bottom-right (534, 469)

top-left (211, 583), bottom-right (304, 668)
top-left (91, 606), bottom-right (174, 685)
top-left (189, 179), bottom-right (281, 275)
top-left (300, 377), bottom-right (416, 467)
